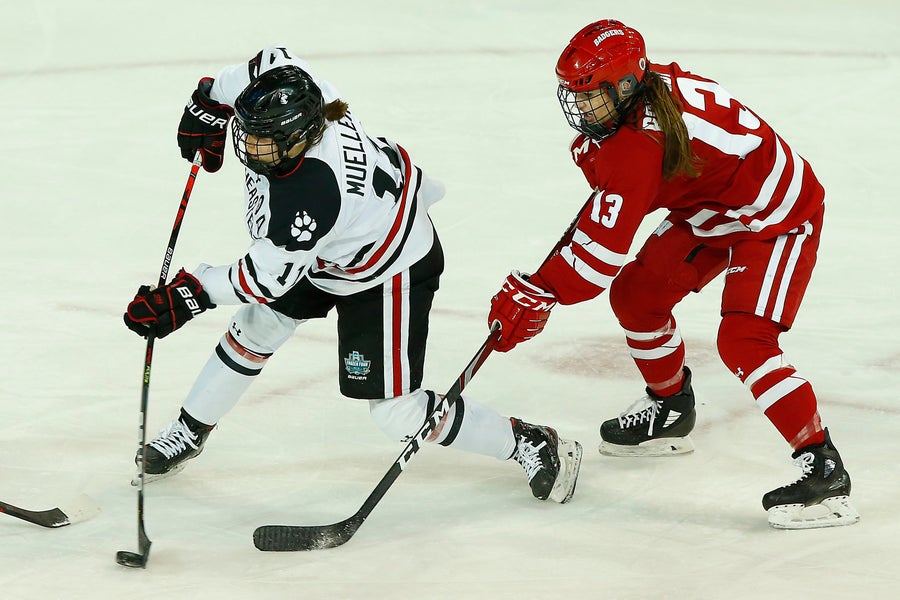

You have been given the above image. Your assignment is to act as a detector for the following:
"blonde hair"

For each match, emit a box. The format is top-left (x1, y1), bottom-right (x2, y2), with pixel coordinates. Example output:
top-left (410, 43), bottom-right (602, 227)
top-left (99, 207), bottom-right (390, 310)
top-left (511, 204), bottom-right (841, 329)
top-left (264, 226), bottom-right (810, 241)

top-left (640, 72), bottom-right (700, 179)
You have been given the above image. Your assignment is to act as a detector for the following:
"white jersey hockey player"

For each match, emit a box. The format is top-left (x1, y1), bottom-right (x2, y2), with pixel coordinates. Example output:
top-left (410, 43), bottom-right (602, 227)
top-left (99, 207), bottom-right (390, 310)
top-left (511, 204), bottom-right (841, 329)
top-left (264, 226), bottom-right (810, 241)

top-left (122, 46), bottom-right (582, 505)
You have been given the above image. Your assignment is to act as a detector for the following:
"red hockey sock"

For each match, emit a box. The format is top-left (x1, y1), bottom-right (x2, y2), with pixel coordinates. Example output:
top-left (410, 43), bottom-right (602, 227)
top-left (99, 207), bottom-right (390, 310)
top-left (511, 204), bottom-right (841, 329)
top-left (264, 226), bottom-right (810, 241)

top-left (718, 313), bottom-right (825, 449)
top-left (625, 318), bottom-right (686, 396)
top-left (752, 369), bottom-right (825, 449)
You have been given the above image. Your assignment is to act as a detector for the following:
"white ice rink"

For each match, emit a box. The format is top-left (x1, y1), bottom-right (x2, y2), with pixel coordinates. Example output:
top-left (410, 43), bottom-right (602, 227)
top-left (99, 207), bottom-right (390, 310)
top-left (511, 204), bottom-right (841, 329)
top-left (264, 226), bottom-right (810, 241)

top-left (2, 1), bottom-right (899, 598)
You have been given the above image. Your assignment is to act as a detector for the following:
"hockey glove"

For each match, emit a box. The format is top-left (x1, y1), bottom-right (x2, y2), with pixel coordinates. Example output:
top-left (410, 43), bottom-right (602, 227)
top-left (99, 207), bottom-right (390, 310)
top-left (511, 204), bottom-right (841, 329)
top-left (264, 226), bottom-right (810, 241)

top-left (124, 269), bottom-right (215, 339)
top-left (177, 78), bottom-right (234, 173)
top-left (488, 271), bottom-right (557, 352)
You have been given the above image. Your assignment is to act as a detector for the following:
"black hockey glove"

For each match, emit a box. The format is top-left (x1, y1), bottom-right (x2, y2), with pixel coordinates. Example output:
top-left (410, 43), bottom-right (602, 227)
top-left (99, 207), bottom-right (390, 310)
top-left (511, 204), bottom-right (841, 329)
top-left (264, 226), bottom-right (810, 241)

top-left (124, 269), bottom-right (215, 339)
top-left (177, 78), bottom-right (234, 173)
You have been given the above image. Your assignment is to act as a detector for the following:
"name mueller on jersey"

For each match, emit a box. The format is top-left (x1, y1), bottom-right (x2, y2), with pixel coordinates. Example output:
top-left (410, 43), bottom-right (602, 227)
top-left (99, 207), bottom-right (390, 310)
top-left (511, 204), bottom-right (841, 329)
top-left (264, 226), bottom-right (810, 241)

top-left (337, 114), bottom-right (368, 196)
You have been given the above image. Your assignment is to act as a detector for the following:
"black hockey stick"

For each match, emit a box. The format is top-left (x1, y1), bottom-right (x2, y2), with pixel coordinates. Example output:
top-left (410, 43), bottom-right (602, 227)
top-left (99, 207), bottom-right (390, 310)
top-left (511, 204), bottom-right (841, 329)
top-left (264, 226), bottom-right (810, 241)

top-left (116, 152), bottom-right (203, 569)
top-left (0, 495), bottom-right (99, 528)
top-left (253, 190), bottom-right (599, 552)
top-left (253, 326), bottom-right (499, 551)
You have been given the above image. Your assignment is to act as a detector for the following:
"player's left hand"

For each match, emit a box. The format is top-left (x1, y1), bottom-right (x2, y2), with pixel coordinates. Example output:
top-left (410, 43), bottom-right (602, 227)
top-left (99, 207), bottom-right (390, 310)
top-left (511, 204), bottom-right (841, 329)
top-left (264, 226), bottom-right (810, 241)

top-left (488, 271), bottom-right (557, 352)
top-left (124, 269), bottom-right (215, 339)
top-left (177, 77), bottom-right (234, 173)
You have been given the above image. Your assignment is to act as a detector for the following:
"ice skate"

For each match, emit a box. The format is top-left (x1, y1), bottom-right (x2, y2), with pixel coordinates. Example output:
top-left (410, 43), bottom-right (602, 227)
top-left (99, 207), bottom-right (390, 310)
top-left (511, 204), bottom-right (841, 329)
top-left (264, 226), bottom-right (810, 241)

top-left (510, 418), bottom-right (582, 503)
top-left (763, 428), bottom-right (859, 529)
top-left (599, 367), bottom-right (696, 457)
top-left (131, 411), bottom-right (214, 486)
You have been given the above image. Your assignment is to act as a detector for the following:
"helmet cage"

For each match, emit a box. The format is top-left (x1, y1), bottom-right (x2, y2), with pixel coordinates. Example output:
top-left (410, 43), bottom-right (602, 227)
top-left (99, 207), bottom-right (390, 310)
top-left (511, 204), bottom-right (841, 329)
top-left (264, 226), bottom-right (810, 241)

top-left (557, 74), bottom-right (644, 139)
top-left (232, 118), bottom-right (317, 176)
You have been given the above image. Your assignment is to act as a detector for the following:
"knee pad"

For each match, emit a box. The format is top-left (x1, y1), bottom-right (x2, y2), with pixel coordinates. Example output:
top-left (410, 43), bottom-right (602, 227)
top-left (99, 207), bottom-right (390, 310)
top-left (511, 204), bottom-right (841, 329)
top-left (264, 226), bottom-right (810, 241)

top-left (609, 261), bottom-right (676, 331)
top-left (717, 313), bottom-right (784, 383)
top-left (368, 389), bottom-right (435, 442)
top-left (229, 304), bottom-right (303, 355)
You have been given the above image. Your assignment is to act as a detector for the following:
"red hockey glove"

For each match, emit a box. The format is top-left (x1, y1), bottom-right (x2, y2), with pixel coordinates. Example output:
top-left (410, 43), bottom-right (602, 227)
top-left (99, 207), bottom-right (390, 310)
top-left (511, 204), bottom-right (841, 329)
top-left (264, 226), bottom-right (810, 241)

top-left (177, 78), bottom-right (234, 173)
top-left (488, 271), bottom-right (557, 352)
top-left (124, 269), bottom-right (215, 339)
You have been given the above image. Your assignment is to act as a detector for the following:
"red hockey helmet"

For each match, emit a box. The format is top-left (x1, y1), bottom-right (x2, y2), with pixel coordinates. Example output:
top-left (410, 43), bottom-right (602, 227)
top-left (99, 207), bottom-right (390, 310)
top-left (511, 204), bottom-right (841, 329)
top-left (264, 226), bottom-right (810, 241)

top-left (556, 20), bottom-right (649, 139)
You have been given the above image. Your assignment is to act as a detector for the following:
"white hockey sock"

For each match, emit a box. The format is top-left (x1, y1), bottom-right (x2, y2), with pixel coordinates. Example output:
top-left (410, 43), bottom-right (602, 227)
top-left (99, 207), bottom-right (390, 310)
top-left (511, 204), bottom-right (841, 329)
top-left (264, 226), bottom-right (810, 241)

top-left (182, 333), bottom-right (268, 425)
top-left (437, 394), bottom-right (516, 460)
top-left (369, 390), bottom-right (515, 460)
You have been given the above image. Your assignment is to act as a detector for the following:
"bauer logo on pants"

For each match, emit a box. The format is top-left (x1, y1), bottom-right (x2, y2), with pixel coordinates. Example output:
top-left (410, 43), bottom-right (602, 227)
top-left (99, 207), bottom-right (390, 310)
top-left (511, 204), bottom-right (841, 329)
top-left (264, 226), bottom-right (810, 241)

top-left (344, 351), bottom-right (371, 380)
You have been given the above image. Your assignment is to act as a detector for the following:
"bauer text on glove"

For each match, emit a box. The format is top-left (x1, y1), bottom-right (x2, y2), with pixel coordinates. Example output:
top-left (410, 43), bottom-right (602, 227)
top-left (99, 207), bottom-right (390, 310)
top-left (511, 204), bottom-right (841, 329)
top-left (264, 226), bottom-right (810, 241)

top-left (177, 78), bottom-right (234, 173)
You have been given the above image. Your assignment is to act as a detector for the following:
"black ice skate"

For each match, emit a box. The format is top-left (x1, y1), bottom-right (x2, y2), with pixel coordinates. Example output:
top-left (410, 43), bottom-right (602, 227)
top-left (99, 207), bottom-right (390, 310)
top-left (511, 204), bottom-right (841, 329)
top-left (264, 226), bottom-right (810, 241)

top-left (599, 367), bottom-right (696, 457)
top-left (131, 410), bottom-right (214, 486)
top-left (510, 418), bottom-right (583, 503)
top-left (762, 428), bottom-right (859, 529)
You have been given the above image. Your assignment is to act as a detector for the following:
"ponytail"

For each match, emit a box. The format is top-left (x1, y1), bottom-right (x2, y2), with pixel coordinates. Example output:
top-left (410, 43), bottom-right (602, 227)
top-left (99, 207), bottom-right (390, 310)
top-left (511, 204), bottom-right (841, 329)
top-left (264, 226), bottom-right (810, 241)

top-left (641, 72), bottom-right (700, 179)
top-left (324, 99), bottom-right (349, 122)
top-left (308, 99), bottom-right (350, 147)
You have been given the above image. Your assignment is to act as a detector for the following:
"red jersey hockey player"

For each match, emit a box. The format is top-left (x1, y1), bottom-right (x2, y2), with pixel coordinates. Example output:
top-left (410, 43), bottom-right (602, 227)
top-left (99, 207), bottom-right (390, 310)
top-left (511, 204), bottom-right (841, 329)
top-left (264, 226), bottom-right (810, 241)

top-left (487, 19), bottom-right (858, 529)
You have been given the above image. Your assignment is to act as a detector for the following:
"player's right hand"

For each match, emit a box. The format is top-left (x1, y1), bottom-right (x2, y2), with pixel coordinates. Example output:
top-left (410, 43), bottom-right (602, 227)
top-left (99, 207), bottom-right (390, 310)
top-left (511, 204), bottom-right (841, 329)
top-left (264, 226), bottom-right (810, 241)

top-left (124, 269), bottom-right (215, 339)
top-left (488, 271), bottom-right (557, 352)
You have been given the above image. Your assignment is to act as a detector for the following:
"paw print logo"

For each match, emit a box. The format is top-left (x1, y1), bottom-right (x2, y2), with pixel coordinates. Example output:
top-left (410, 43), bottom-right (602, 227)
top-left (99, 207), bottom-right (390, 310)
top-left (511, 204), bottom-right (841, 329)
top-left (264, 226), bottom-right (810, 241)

top-left (290, 211), bottom-right (317, 243)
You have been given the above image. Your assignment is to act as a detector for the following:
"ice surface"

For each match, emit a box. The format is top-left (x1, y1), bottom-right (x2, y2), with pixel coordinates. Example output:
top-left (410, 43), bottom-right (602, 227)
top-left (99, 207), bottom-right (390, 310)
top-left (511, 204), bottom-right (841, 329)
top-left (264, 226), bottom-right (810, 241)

top-left (1, 1), bottom-right (898, 598)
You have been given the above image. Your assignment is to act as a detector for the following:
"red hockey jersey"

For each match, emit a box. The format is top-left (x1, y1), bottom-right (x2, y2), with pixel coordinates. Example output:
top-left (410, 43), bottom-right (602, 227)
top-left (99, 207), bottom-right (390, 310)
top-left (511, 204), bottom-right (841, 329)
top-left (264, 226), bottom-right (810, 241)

top-left (534, 62), bottom-right (825, 305)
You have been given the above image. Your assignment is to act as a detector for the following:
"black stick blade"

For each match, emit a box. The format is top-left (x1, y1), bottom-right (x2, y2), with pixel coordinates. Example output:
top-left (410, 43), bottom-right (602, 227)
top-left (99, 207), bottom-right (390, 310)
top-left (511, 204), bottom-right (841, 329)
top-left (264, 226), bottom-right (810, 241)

top-left (254, 516), bottom-right (363, 551)
top-left (1, 505), bottom-right (69, 528)
top-left (117, 527), bottom-right (151, 568)
top-left (115, 550), bottom-right (147, 569)
top-left (0, 495), bottom-right (99, 528)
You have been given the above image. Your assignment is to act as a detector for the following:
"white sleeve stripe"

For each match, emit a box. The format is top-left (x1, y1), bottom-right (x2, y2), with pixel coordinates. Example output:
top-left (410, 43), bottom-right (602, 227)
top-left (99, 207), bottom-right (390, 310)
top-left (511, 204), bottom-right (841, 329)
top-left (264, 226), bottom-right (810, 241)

top-left (571, 229), bottom-right (628, 267)
top-left (559, 246), bottom-right (616, 289)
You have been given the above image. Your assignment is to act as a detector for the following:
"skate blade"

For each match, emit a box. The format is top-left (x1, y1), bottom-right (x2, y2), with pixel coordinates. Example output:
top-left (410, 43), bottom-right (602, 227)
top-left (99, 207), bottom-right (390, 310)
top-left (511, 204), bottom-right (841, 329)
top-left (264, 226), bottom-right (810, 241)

top-left (549, 438), bottom-right (583, 504)
top-left (599, 435), bottom-right (694, 457)
top-left (767, 496), bottom-right (860, 530)
top-left (130, 463), bottom-right (187, 487)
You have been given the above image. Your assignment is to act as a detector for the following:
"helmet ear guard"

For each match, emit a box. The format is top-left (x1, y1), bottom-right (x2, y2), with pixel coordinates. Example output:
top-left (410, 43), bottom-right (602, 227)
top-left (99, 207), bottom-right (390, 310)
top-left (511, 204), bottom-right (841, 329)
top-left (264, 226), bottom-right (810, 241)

top-left (615, 72), bottom-right (643, 102)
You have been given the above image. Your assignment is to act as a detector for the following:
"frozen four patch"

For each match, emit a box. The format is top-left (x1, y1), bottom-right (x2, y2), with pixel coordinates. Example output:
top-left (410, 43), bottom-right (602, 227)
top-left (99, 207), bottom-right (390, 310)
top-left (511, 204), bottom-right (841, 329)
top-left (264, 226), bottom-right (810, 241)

top-left (344, 351), bottom-right (371, 380)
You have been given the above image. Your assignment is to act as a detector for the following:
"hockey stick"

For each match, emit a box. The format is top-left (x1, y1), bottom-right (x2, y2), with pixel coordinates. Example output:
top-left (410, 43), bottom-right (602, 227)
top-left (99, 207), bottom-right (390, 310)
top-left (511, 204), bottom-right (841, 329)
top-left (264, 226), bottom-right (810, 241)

top-left (253, 327), bottom-right (499, 551)
top-left (253, 190), bottom-right (599, 552)
top-left (116, 151), bottom-right (203, 569)
top-left (0, 495), bottom-right (100, 528)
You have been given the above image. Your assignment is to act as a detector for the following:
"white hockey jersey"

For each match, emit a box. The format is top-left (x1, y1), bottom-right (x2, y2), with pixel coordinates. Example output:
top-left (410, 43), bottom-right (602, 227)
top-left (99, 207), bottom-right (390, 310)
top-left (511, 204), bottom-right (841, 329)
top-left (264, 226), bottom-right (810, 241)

top-left (193, 46), bottom-right (444, 305)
